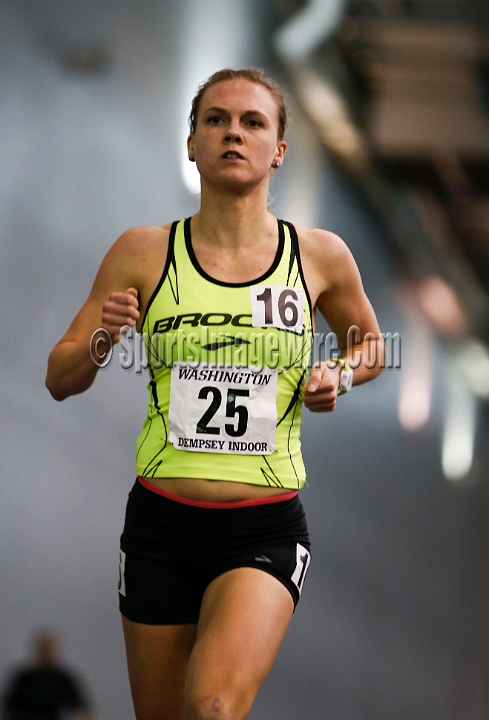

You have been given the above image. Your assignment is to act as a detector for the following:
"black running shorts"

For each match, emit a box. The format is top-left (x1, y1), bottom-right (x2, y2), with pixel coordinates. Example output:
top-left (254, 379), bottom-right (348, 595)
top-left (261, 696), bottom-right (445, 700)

top-left (118, 478), bottom-right (311, 625)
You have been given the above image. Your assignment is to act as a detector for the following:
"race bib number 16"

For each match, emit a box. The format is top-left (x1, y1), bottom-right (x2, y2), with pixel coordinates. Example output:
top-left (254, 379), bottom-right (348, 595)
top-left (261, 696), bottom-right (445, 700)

top-left (169, 364), bottom-right (278, 455)
top-left (250, 285), bottom-right (304, 333)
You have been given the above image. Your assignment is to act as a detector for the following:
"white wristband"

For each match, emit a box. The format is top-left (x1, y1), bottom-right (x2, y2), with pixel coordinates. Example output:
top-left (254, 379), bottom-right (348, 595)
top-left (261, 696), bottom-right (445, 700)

top-left (329, 358), bottom-right (353, 395)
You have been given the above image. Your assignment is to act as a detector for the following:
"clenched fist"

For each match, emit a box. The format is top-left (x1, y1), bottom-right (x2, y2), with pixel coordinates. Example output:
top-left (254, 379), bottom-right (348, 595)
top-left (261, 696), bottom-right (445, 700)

top-left (102, 287), bottom-right (140, 342)
top-left (303, 362), bottom-right (341, 413)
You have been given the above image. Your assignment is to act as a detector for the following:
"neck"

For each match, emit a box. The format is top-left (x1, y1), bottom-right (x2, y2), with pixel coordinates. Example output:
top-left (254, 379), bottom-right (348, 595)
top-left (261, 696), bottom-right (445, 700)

top-left (195, 180), bottom-right (274, 249)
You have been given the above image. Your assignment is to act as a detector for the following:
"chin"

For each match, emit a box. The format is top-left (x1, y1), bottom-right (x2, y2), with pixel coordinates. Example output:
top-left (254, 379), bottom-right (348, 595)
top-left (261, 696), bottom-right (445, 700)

top-left (205, 169), bottom-right (265, 193)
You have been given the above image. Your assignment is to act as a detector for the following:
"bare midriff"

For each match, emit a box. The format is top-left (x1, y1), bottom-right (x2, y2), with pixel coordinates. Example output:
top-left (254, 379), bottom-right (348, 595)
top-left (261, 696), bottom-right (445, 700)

top-left (140, 476), bottom-right (293, 503)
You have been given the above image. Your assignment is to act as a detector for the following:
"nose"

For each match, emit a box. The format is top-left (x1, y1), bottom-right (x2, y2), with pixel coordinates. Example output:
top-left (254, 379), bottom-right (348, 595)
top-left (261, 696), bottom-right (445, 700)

top-left (224, 119), bottom-right (243, 144)
top-left (224, 132), bottom-right (243, 144)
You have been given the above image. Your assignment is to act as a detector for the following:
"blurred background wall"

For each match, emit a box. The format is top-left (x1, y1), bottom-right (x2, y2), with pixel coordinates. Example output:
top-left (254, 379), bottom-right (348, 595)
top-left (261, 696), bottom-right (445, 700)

top-left (1, 1), bottom-right (489, 718)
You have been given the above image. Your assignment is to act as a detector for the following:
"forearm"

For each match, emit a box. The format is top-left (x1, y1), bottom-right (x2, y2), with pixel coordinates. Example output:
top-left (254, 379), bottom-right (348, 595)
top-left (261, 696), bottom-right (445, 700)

top-left (45, 337), bottom-right (100, 401)
top-left (341, 337), bottom-right (384, 386)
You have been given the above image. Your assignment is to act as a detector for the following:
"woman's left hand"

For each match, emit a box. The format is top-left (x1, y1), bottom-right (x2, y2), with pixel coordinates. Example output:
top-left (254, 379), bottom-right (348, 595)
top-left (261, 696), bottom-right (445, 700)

top-left (302, 362), bottom-right (341, 413)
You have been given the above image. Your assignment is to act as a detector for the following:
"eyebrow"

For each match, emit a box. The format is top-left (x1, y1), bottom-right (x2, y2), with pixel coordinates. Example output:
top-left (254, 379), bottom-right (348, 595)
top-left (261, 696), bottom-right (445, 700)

top-left (202, 106), bottom-right (268, 121)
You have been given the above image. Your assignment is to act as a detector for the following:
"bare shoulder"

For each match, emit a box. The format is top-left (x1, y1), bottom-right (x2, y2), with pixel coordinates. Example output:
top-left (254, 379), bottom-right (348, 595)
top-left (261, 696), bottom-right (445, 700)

top-left (108, 222), bottom-right (172, 263)
top-left (98, 222), bottom-right (173, 317)
top-left (292, 224), bottom-right (380, 342)
top-left (296, 225), bottom-right (354, 266)
top-left (294, 224), bottom-right (361, 303)
top-left (99, 222), bottom-right (171, 283)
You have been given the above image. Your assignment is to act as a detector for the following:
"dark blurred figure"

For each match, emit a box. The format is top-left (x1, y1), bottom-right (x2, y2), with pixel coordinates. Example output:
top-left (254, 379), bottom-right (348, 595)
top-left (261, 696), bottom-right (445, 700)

top-left (1, 630), bottom-right (91, 720)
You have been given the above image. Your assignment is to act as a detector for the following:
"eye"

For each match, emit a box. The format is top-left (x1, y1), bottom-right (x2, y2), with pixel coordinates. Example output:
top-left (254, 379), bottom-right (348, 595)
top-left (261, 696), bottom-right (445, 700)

top-left (246, 118), bottom-right (263, 128)
top-left (207, 115), bottom-right (223, 125)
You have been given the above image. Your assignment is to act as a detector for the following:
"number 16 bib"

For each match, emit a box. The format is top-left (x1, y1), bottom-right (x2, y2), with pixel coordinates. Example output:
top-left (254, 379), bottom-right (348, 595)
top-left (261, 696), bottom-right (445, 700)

top-left (169, 364), bottom-right (278, 455)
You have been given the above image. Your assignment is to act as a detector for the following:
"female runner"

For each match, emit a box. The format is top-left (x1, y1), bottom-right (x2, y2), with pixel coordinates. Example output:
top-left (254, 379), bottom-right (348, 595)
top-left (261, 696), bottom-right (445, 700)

top-left (46, 68), bottom-right (383, 720)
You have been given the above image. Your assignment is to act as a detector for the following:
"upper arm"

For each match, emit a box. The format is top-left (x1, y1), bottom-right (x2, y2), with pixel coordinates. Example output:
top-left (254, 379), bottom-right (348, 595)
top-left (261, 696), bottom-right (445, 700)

top-left (56, 225), bottom-right (166, 345)
top-left (303, 228), bottom-right (381, 350)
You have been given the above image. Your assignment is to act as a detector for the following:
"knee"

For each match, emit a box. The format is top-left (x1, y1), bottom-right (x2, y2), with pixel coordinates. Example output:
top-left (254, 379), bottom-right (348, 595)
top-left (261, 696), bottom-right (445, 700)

top-left (185, 692), bottom-right (236, 720)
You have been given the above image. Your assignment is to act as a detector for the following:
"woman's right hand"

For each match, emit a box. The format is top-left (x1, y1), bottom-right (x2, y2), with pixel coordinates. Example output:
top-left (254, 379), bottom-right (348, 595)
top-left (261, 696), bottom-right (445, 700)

top-left (46, 224), bottom-right (170, 401)
top-left (102, 287), bottom-right (140, 343)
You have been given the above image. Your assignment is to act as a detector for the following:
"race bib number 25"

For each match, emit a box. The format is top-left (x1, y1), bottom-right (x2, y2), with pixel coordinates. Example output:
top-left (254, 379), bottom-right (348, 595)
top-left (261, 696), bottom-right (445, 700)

top-left (169, 364), bottom-right (278, 455)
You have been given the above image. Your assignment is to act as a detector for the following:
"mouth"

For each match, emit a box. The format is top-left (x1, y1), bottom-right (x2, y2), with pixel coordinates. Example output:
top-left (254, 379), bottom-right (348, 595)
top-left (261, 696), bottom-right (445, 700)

top-left (221, 151), bottom-right (244, 160)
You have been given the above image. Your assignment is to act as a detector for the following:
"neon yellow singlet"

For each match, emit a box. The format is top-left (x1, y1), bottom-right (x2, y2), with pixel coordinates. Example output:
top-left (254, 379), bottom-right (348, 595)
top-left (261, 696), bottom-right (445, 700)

top-left (136, 217), bottom-right (313, 489)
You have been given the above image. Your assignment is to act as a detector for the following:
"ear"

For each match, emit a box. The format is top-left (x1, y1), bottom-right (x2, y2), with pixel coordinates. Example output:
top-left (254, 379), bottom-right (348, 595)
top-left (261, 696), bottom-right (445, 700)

top-left (270, 140), bottom-right (287, 171)
top-left (187, 134), bottom-right (195, 161)
top-left (273, 139), bottom-right (287, 167)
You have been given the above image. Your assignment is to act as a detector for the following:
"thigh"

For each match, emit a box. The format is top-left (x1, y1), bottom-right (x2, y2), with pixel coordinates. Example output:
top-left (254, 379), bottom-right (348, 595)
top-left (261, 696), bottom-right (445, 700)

top-left (119, 481), bottom-right (205, 625)
top-left (122, 616), bottom-right (197, 720)
top-left (185, 567), bottom-right (294, 720)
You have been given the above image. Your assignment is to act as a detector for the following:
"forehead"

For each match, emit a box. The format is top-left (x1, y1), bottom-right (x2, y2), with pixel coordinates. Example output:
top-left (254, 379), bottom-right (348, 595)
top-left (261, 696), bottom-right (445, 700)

top-left (199, 78), bottom-right (279, 121)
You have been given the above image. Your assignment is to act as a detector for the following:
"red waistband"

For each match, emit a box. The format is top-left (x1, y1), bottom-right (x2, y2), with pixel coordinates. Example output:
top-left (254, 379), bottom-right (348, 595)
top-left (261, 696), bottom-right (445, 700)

top-left (137, 476), bottom-right (298, 509)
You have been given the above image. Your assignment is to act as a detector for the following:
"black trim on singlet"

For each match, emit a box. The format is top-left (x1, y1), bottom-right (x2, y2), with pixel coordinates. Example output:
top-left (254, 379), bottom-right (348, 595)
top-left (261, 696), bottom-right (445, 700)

top-left (184, 216), bottom-right (286, 288)
top-left (138, 366), bottom-right (169, 477)
top-left (276, 368), bottom-right (307, 426)
top-left (140, 220), bottom-right (179, 331)
top-left (284, 221), bottom-right (313, 323)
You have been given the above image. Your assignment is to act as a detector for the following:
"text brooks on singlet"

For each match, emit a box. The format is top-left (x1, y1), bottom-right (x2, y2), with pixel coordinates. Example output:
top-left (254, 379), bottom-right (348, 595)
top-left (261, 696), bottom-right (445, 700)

top-left (135, 217), bottom-right (313, 490)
